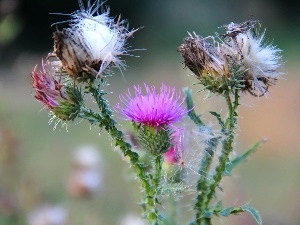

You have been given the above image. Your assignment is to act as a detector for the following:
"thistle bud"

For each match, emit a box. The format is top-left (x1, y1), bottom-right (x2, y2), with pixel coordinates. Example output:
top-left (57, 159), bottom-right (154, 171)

top-left (138, 125), bottom-right (173, 156)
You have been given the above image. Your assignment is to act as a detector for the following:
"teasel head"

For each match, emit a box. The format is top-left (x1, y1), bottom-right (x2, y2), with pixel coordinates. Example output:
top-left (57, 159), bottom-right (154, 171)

top-left (52, 0), bottom-right (137, 81)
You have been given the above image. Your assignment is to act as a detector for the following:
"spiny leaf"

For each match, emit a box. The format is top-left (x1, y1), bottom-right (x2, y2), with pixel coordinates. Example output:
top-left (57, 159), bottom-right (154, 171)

top-left (224, 138), bottom-right (267, 175)
top-left (202, 210), bottom-right (213, 218)
top-left (209, 111), bottom-right (225, 129)
top-left (183, 87), bottom-right (204, 126)
top-left (219, 206), bottom-right (235, 217)
top-left (241, 205), bottom-right (262, 225)
top-left (218, 205), bottom-right (262, 225)
top-left (202, 201), bottom-right (223, 218)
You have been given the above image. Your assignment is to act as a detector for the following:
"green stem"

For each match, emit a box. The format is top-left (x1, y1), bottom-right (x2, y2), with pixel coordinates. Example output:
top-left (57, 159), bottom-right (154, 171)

top-left (153, 155), bottom-right (163, 190)
top-left (193, 137), bottom-right (219, 225)
top-left (204, 90), bottom-right (239, 208)
top-left (184, 87), bottom-right (219, 225)
top-left (151, 155), bottom-right (163, 222)
top-left (81, 81), bottom-right (161, 224)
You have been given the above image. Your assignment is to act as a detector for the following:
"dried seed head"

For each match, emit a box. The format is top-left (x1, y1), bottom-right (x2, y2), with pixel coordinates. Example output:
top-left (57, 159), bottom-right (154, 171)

top-left (53, 1), bottom-right (136, 80)
top-left (178, 20), bottom-right (284, 96)
top-left (178, 34), bottom-right (229, 79)
top-left (178, 34), bottom-right (237, 94)
top-left (220, 19), bottom-right (259, 39)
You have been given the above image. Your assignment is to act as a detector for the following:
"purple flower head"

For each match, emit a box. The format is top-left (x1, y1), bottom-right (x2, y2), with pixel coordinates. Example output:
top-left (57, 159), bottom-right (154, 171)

top-left (115, 83), bottom-right (188, 128)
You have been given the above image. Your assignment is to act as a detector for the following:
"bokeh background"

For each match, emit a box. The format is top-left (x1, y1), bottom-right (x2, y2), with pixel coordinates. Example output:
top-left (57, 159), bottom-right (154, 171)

top-left (0, 0), bottom-right (299, 224)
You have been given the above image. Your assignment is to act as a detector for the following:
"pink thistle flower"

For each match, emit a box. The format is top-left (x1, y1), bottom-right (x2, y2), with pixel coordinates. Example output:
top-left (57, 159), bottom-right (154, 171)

top-left (115, 83), bottom-right (188, 128)
top-left (32, 63), bottom-right (68, 110)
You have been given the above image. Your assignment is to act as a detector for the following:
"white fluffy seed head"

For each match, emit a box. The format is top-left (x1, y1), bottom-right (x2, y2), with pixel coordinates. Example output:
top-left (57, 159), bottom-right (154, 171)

top-left (235, 30), bottom-right (283, 95)
top-left (53, 1), bottom-right (133, 78)
top-left (237, 31), bottom-right (283, 79)
top-left (74, 18), bottom-right (126, 70)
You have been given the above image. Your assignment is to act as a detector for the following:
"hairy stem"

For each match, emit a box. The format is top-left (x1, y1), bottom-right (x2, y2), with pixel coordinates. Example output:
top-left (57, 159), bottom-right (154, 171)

top-left (184, 88), bottom-right (219, 225)
top-left (80, 80), bottom-right (161, 224)
top-left (153, 155), bottom-right (163, 190)
top-left (193, 137), bottom-right (219, 225)
top-left (151, 155), bottom-right (163, 223)
top-left (204, 90), bottom-right (239, 209)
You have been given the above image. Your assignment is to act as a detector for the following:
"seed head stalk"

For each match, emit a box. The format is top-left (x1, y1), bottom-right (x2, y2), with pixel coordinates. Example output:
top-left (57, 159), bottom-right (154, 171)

top-left (202, 89), bottom-right (239, 224)
top-left (193, 137), bottom-right (219, 225)
top-left (184, 88), bottom-right (219, 225)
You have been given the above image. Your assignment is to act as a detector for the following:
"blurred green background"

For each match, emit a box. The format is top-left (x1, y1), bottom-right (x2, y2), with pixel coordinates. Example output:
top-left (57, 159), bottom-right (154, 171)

top-left (0, 0), bottom-right (299, 224)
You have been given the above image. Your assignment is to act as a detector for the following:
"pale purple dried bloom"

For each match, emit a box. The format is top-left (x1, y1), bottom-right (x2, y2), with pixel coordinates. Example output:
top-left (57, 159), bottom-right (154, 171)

top-left (31, 63), bottom-right (68, 110)
top-left (115, 83), bottom-right (188, 128)
top-left (32, 62), bottom-right (82, 121)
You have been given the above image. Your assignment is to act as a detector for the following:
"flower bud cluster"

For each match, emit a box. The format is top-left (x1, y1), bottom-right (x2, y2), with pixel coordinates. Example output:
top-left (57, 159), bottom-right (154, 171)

top-left (178, 20), bottom-right (283, 96)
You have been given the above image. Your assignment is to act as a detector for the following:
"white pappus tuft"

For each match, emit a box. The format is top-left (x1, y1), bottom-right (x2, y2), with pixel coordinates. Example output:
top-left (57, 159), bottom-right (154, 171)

top-left (236, 30), bottom-right (283, 95)
top-left (52, 0), bottom-right (137, 79)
